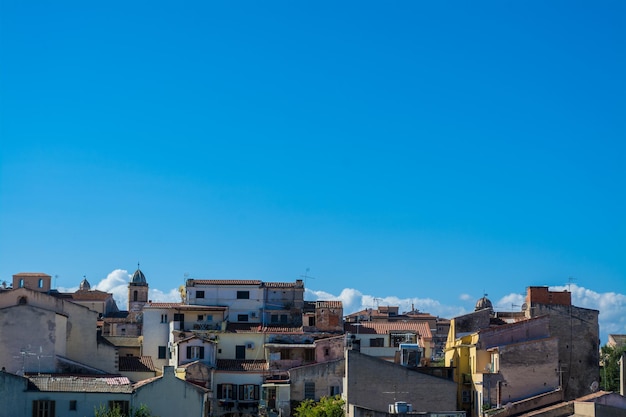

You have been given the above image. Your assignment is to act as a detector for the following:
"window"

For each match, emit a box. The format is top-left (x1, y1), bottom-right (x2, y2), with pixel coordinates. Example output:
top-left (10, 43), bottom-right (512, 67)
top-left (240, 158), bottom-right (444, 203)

top-left (330, 386), bottom-right (341, 396)
top-left (133, 290), bottom-right (138, 301)
top-left (217, 383), bottom-right (237, 400)
top-left (238, 314), bottom-right (249, 322)
top-left (237, 291), bottom-right (249, 299)
top-left (280, 314), bottom-right (288, 323)
top-left (271, 314), bottom-right (278, 323)
top-left (160, 314), bottom-right (168, 323)
top-left (239, 384), bottom-right (260, 401)
top-left (304, 349), bottom-right (315, 362)
top-left (304, 382), bottom-right (315, 399)
top-left (308, 316), bottom-right (316, 326)
top-left (33, 400), bottom-right (55, 417)
top-left (19, 279), bottom-right (24, 288)
top-left (324, 348), bottom-right (330, 356)
top-left (158, 346), bottom-right (167, 359)
top-left (38, 278), bottom-right (43, 288)
top-left (187, 345), bottom-right (205, 360)
top-left (197, 314), bottom-right (204, 321)
top-left (108, 401), bottom-right (130, 416)
top-left (69, 400), bottom-right (77, 411)
top-left (196, 290), bottom-right (205, 298)
top-left (206, 315), bottom-right (213, 322)
top-left (236, 345), bottom-right (246, 359)
top-left (370, 338), bottom-right (384, 347)
top-left (462, 390), bottom-right (471, 403)
top-left (390, 332), bottom-right (416, 347)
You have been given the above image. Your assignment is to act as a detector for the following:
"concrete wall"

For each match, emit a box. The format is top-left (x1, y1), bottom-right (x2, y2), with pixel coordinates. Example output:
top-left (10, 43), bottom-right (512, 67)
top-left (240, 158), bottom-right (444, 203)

top-left (345, 349), bottom-right (457, 416)
top-left (289, 359), bottom-right (344, 401)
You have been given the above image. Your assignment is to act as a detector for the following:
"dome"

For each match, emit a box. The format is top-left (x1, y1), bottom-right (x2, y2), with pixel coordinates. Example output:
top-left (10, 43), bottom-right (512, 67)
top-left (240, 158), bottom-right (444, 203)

top-left (475, 295), bottom-right (493, 311)
top-left (79, 277), bottom-right (91, 291)
top-left (131, 268), bottom-right (147, 285)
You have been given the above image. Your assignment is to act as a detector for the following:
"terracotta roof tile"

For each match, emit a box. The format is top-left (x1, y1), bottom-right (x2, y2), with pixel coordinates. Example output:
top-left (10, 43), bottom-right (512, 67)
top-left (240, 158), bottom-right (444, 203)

top-left (261, 325), bottom-right (304, 333)
top-left (316, 301), bottom-right (342, 309)
top-left (216, 359), bottom-right (268, 372)
top-left (144, 302), bottom-right (183, 308)
top-left (189, 280), bottom-right (262, 285)
top-left (344, 321), bottom-right (432, 339)
top-left (27, 375), bottom-right (134, 393)
top-left (264, 282), bottom-right (302, 288)
top-left (119, 356), bottom-right (155, 372)
top-left (69, 290), bottom-right (113, 301)
top-left (144, 303), bottom-right (227, 311)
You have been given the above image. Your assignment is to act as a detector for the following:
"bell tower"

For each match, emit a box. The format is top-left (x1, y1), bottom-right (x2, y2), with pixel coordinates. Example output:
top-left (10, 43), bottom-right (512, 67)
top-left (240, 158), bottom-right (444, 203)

top-left (128, 263), bottom-right (149, 313)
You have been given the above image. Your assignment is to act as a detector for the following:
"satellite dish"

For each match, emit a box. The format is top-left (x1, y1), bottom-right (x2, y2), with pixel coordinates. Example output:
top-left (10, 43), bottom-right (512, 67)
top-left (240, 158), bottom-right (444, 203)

top-left (590, 381), bottom-right (599, 392)
top-left (521, 303), bottom-right (528, 311)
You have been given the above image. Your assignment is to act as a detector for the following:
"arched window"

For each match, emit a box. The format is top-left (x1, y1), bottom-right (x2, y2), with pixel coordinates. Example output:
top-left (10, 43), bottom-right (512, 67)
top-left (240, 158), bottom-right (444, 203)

top-left (18, 296), bottom-right (27, 305)
top-left (38, 278), bottom-right (43, 288)
top-left (133, 290), bottom-right (138, 302)
top-left (19, 279), bottom-right (24, 288)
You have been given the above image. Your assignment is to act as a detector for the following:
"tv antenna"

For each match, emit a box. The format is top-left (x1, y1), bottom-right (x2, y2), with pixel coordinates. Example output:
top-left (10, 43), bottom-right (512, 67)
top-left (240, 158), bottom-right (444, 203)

top-left (13, 345), bottom-right (37, 375)
top-left (567, 276), bottom-right (576, 292)
top-left (373, 297), bottom-right (382, 308)
top-left (300, 268), bottom-right (315, 287)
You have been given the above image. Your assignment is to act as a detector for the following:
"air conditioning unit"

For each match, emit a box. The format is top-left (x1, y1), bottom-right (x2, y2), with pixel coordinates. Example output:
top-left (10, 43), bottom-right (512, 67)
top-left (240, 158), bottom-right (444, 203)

top-left (246, 342), bottom-right (255, 349)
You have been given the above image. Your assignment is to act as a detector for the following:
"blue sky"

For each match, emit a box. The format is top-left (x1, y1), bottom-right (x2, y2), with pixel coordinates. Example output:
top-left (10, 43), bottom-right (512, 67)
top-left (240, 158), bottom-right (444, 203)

top-left (1, 1), bottom-right (624, 343)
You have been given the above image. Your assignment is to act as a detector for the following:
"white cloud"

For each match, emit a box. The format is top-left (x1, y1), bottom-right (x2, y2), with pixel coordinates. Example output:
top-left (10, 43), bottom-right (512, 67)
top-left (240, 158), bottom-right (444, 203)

top-left (494, 293), bottom-right (525, 311)
top-left (306, 288), bottom-right (467, 318)
top-left (459, 293), bottom-right (472, 301)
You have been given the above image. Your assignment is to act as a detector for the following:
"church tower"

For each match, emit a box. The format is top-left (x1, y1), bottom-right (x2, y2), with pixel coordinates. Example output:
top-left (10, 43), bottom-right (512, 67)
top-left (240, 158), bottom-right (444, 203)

top-left (128, 264), bottom-right (149, 313)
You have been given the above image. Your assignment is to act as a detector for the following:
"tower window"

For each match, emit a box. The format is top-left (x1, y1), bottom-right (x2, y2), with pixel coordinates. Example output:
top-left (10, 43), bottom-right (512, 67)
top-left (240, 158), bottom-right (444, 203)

top-left (133, 290), bottom-right (138, 301)
top-left (19, 279), bottom-right (24, 288)
top-left (38, 278), bottom-right (43, 288)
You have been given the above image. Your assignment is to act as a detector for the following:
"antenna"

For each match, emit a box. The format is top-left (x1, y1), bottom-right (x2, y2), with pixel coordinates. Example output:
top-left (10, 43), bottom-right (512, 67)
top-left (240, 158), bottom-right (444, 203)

top-left (13, 345), bottom-right (37, 375)
top-left (300, 268), bottom-right (315, 287)
top-left (373, 298), bottom-right (382, 309)
top-left (567, 276), bottom-right (576, 292)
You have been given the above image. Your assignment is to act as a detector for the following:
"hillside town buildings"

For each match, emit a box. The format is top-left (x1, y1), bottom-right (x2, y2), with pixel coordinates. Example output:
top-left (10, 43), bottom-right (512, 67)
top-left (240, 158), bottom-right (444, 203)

top-left (1, 270), bottom-right (625, 417)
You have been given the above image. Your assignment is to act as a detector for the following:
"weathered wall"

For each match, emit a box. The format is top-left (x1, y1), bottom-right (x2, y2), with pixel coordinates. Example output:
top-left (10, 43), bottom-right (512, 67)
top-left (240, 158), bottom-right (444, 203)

top-left (477, 316), bottom-right (550, 350)
top-left (289, 358), bottom-right (344, 401)
top-left (345, 350), bottom-right (457, 416)
top-left (0, 304), bottom-right (62, 374)
top-left (530, 304), bottom-right (599, 400)
top-left (483, 337), bottom-right (560, 406)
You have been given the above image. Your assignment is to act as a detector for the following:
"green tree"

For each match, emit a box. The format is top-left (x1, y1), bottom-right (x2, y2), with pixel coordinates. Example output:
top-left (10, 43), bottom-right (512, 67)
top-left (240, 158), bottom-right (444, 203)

top-left (600, 343), bottom-right (626, 392)
top-left (294, 396), bottom-right (345, 417)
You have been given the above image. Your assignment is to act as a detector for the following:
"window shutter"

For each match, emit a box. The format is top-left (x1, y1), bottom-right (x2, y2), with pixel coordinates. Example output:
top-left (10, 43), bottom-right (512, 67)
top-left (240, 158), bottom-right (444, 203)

top-left (233, 384), bottom-right (239, 400)
top-left (217, 384), bottom-right (223, 398)
top-left (254, 385), bottom-right (260, 400)
top-left (51, 401), bottom-right (56, 417)
top-left (239, 385), bottom-right (244, 400)
top-left (199, 346), bottom-right (205, 359)
top-left (187, 346), bottom-right (192, 359)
